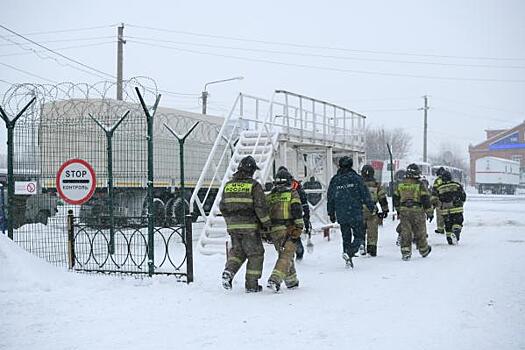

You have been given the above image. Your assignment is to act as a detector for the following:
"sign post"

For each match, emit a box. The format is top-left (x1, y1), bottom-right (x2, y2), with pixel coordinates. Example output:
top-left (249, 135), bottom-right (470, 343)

top-left (56, 159), bottom-right (96, 205)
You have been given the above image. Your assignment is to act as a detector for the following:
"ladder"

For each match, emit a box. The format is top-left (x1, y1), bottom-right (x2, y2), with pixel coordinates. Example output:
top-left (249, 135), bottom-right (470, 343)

top-left (191, 92), bottom-right (279, 255)
top-left (199, 130), bottom-right (278, 254)
top-left (190, 90), bottom-right (367, 255)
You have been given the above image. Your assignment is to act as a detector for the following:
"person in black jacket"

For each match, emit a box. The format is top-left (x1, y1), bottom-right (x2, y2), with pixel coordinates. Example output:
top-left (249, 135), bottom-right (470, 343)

top-left (327, 156), bottom-right (374, 268)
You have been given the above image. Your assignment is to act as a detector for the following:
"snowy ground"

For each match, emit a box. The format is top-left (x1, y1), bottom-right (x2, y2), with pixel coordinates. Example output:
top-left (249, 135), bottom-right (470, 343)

top-left (1, 195), bottom-right (524, 350)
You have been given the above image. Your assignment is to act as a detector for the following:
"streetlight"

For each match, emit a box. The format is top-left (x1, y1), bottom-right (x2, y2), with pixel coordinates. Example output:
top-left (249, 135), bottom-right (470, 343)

top-left (201, 76), bottom-right (244, 114)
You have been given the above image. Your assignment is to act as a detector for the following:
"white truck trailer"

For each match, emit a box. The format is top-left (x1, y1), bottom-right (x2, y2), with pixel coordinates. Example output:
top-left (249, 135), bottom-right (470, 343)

top-left (475, 156), bottom-right (520, 195)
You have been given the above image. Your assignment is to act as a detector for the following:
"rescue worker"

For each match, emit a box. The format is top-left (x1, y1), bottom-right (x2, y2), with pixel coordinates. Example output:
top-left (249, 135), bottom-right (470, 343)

top-left (431, 167), bottom-right (446, 234)
top-left (266, 168), bottom-right (304, 292)
top-left (433, 170), bottom-right (466, 245)
top-left (277, 166), bottom-right (310, 261)
top-left (220, 156), bottom-right (271, 293)
top-left (303, 176), bottom-right (322, 206)
top-left (360, 165), bottom-right (389, 257)
top-left (393, 163), bottom-right (433, 261)
top-left (327, 156), bottom-right (375, 268)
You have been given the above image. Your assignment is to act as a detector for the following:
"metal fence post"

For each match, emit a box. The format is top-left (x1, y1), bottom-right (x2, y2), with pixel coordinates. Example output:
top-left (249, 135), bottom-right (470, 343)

top-left (164, 121), bottom-right (199, 282)
top-left (90, 111), bottom-right (129, 255)
top-left (0, 185), bottom-right (6, 235)
top-left (185, 214), bottom-right (194, 283)
top-left (67, 209), bottom-right (75, 269)
top-left (136, 88), bottom-right (161, 277)
top-left (0, 98), bottom-right (36, 240)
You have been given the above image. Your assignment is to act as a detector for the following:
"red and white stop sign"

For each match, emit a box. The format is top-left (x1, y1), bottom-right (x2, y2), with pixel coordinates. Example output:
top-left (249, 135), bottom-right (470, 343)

top-left (56, 159), bottom-right (96, 205)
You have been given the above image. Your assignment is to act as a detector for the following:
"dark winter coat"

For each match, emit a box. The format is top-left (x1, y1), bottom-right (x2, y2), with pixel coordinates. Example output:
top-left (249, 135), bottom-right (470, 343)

top-left (327, 168), bottom-right (374, 224)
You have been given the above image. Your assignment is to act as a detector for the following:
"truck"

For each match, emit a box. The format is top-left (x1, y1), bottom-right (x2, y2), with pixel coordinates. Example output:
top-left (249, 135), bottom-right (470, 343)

top-left (11, 98), bottom-right (229, 228)
top-left (475, 156), bottom-right (520, 195)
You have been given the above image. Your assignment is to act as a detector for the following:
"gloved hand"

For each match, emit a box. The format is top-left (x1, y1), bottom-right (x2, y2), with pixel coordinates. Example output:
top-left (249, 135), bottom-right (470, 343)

top-left (261, 226), bottom-right (272, 243)
top-left (427, 214), bottom-right (434, 223)
top-left (329, 213), bottom-right (336, 223)
top-left (377, 211), bottom-right (388, 219)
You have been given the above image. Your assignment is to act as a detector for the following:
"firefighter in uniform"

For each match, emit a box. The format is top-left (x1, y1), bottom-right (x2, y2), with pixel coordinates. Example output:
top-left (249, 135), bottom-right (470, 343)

top-left (431, 167), bottom-right (446, 234)
top-left (393, 163), bottom-right (433, 261)
top-left (277, 166), bottom-right (310, 261)
top-left (433, 170), bottom-right (466, 245)
top-left (360, 165), bottom-right (389, 257)
top-left (327, 156), bottom-right (375, 268)
top-left (266, 168), bottom-right (304, 292)
top-left (220, 156), bottom-right (271, 293)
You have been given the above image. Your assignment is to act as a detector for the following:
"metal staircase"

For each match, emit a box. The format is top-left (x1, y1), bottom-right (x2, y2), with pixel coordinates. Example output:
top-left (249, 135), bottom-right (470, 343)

top-left (198, 130), bottom-right (278, 255)
top-left (190, 90), bottom-right (367, 255)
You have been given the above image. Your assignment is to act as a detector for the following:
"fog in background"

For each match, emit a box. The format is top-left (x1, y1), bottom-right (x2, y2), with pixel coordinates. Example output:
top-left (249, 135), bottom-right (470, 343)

top-left (1, 0), bottom-right (524, 164)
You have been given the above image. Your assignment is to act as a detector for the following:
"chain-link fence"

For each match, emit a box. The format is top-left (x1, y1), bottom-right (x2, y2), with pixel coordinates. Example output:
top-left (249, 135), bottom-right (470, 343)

top-left (0, 78), bottom-right (227, 281)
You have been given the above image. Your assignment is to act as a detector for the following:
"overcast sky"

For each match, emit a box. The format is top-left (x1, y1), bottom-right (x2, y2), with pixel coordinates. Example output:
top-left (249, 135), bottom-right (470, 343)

top-left (1, 0), bottom-right (524, 163)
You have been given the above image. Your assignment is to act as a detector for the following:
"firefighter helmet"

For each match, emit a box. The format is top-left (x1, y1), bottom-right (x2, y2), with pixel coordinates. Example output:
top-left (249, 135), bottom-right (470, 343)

top-left (238, 156), bottom-right (260, 173)
top-left (361, 164), bottom-right (375, 178)
top-left (406, 163), bottom-right (421, 178)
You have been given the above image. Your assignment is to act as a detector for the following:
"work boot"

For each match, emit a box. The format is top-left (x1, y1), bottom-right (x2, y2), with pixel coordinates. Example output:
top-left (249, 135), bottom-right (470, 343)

top-left (342, 252), bottom-right (354, 269)
top-left (286, 281), bottom-right (299, 289)
top-left (446, 233), bottom-right (457, 245)
top-left (221, 271), bottom-right (233, 290)
top-left (359, 244), bottom-right (366, 256)
top-left (402, 253), bottom-right (411, 261)
top-left (245, 285), bottom-right (263, 293)
top-left (453, 228), bottom-right (461, 242)
top-left (267, 279), bottom-right (281, 293)
top-left (367, 245), bottom-right (377, 257)
top-left (421, 245), bottom-right (432, 258)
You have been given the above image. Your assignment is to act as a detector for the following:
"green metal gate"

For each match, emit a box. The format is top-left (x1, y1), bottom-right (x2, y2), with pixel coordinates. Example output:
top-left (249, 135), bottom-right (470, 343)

top-left (0, 79), bottom-right (216, 282)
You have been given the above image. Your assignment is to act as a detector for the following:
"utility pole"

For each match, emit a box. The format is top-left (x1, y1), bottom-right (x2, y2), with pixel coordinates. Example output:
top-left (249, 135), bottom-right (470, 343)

top-left (421, 95), bottom-right (430, 162)
top-left (201, 76), bottom-right (244, 115)
top-left (116, 23), bottom-right (126, 101)
top-left (201, 91), bottom-right (208, 114)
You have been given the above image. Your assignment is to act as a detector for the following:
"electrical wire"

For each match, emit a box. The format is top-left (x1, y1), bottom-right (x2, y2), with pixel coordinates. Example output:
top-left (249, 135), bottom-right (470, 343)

top-left (0, 62), bottom-right (57, 83)
top-left (0, 35), bottom-right (115, 47)
top-left (126, 35), bottom-right (525, 70)
top-left (128, 40), bottom-right (525, 83)
top-left (126, 24), bottom-right (525, 62)
top-left (0, 24), bottom-right (115, 79)
top-left (0, 41), bottom-right (115, 58)
top-left (2, 24), bottom-right (116, 37)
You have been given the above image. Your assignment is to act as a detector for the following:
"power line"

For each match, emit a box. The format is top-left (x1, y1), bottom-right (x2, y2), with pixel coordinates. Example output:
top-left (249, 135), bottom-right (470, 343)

top-left (0, 35), bottom-right (115, 47)
top-left (433, 107), bottom-right (522, 124)
top-left (126, 24), bottom-right (525, 62)
top-left (0, 62), bottom-right (57, 83)
top-left (0, 41), bottom-right (115, 58)
top-left (126, 35), bottom-right (525, 70)
top-left (0, 24), bottom-right (114, 80)
top-left (128, 40), bottom-right (525, 83)
top-left (433, 96), bottom-right (523, 115)
top-left (1, 24), bottom-right (116, 37)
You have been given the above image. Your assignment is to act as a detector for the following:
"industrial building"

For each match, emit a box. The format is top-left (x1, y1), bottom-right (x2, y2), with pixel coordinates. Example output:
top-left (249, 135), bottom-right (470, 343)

top-left (469, 121), bottom-right (525, 187)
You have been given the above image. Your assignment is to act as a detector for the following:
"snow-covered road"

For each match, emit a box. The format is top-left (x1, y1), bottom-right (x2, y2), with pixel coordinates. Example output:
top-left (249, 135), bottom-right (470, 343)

top-left (1, 195), bottom-right (524, 350)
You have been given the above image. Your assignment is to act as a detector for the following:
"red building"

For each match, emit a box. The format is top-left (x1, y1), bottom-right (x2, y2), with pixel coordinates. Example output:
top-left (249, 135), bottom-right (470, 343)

top-left (469, 121), bottom-right (525, 186)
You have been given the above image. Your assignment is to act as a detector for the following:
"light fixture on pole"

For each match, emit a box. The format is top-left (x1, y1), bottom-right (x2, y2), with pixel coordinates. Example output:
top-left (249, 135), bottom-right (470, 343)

top-left (201, 76), bottom-right (244, 114)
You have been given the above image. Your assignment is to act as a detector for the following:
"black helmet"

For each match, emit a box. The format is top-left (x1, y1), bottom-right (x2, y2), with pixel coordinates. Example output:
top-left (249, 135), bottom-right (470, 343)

top-left (441, 170), bottom-right (452, 182)
top-left (436, 167), bottom-right (446, 177)
top-left (238, 156), bottom-right (260, 173)
top-left (361, 164), bottom-right (375, 178)
top-left (339, 156), bottom-right (353, 169)
top-left (406, 163), bottom-right (421, 178)
top-left (277, 165), bottom-right (289, 173)
top-left (274, 168), bottom-right (292, 186)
